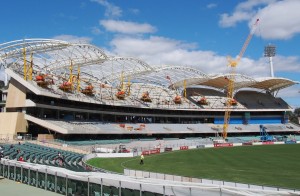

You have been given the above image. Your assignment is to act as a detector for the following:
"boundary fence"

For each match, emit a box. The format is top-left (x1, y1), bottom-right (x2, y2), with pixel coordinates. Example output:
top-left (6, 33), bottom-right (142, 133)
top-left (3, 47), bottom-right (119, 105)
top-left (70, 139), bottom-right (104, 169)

top-left (1, 159), bottom-right (300, 196)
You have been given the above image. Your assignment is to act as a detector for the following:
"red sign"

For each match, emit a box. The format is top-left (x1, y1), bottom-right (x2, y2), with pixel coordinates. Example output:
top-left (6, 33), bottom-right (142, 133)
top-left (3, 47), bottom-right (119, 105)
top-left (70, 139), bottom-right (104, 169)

top-left (150, 149), bottom-right (160, 154)
top-left (242, 142), bottom-right (253, 146)
top-left (180, 146), bottom-right (189, 150)
top-left (262, 141), bottom-right (274, 145)
top-left (214, 143), bottom-right (233, 147)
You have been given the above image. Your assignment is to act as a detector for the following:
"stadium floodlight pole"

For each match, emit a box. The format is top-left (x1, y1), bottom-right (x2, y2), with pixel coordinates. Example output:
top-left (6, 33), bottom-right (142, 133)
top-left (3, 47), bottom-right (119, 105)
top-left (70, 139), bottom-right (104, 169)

top-left (264, 44), bottom-right (276, 78)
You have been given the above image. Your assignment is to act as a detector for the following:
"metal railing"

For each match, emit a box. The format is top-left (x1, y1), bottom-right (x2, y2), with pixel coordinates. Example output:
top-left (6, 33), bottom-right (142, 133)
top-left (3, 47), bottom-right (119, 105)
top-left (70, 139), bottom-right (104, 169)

top-left (1, 159), bottom-right (299, 196)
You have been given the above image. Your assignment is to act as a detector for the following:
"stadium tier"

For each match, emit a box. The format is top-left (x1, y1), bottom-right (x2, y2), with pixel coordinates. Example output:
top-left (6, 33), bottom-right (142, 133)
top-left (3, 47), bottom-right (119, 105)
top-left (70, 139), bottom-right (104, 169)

top-left (0, 39), bottom-right (299, 140)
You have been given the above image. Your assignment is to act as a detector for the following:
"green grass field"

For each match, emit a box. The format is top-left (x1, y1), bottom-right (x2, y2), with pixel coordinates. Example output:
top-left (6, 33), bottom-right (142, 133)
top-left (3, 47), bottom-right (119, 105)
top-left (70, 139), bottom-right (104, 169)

top-left (87, 144), bottom-right (300, 190)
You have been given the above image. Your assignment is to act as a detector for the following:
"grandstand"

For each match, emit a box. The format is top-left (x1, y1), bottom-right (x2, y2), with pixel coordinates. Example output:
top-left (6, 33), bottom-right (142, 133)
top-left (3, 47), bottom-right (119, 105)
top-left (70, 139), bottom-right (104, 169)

top-left (0, 38), bottom-right (300, 196)
top-left (0, 38), bottom-right (299, 141)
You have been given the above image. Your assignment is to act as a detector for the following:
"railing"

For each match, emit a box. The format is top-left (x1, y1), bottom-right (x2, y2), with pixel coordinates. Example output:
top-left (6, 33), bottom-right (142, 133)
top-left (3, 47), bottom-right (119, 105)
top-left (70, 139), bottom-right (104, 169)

top-left (1, 159), bottom-right (299, 196)
top-left (124, 169), bottom-right (300, 194)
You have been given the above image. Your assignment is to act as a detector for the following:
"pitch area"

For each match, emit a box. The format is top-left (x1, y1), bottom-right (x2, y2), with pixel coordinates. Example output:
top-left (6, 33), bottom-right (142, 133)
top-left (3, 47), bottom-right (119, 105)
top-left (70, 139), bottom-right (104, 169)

top-left (87, 144), bottom-right (300, 190)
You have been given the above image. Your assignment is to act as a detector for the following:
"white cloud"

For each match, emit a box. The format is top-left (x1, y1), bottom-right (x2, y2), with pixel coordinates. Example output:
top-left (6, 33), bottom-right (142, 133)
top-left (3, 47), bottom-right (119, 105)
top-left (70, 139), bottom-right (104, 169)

top-left (109, 35), bottom-right (229, 74)
top-left (278, 85), bottom-right (300, 98)
top-left (129, 8), bottom-right (140, 15)
top-left (100, 20), bottom-right (157, 34)
top-left (253, 0), bottom-right (300, 39)
top-left (52, 35), bottom-right (92, 44)
top-left (108, 35), bottom-right (300, 106)
top-left (219, 0), bottom-right (300, 40)
top-left (219, 0), bottom-right (275, 27)
top-left (219, 11), bottom-right (254, 27)
top-left (207, 3), bottom-right (217, 9)
top-left (91, 0), bottom-right (122, 18)
top-left (272, 56), bottom-right (300, 72)
top-left (108, 35), bottom-right (300, 78)
top-left (277, 86), bottom-right (300, 108)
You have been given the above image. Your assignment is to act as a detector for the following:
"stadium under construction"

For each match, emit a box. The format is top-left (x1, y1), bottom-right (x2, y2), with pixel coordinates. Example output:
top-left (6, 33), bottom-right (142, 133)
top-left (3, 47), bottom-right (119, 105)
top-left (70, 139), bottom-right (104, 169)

top-left (0, 38), bottom-right (299, 141)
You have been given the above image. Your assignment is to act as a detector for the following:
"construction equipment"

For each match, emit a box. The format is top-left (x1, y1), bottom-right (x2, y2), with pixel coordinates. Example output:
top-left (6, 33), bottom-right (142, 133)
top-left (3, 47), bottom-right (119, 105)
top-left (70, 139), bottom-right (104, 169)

top-left (81, 84), bottom-right (95, 95)
top-left (59, 81), bottom-right (72, 91)
top-left (140, 91), bottom-right (152, 102)
top-left (173, 95), bottom-right (182, 104)
top-left (194, 92), bottom-right (208, 105)
top-left (166, 75), bottom-right (182, 104)
top-left (198, 97), bottom-right (208, 105)
top-left (222, 18), bottom-right (260, 139)
top-left (116, 71), bottom-right (131, 100)
top-left (35, 74), bottom-right (54, 88)
top-left (59, 61), bottom-right (75, 92)
top-left (259, 125), bottom-right (274, 141)
top-left (118, 145), bottom-right (130, 153)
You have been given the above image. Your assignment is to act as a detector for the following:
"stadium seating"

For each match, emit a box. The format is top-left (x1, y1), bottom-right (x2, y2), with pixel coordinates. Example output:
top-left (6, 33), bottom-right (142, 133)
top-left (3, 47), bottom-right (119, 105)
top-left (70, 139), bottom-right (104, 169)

top-left (1, 142), bottom-right (85, 171)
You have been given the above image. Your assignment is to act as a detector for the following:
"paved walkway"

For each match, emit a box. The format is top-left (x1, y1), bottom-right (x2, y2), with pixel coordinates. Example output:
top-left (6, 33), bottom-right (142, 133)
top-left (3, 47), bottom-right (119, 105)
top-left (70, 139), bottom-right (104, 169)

top-left (0, 178), bottom-right (60, 196)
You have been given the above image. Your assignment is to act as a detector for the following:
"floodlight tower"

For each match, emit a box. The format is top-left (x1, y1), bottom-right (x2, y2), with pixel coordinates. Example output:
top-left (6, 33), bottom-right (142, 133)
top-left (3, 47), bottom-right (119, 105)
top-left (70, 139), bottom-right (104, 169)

top-left (264, 44), bottom-right (276, 77)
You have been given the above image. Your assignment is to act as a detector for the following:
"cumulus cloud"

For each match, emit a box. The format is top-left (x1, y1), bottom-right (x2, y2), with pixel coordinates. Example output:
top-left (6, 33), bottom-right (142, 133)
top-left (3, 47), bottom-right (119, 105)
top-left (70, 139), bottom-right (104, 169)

top-left (219, 0), bottom-right (275, 27)
top-left (220, 0), bottom-right (300, 40)
top-left (52, 35), bottom-right (92, 44)
top-left (253, 0), bottom-right (300, 39)
top-left (277, 86), bottom-right (300, 108)
top-left (129, 8), bottom-right (140, 15)
top-left (109, 35), bottom-right (233, 74)
top-left (272, 56), bottom-right (300, 72)
top-left (107, 34), bottom-right (300, 79)
top-left (207, 3), bottom-right (217, 9)
top-left (91, 0), bottom-right (122, 18)
top-left (100, 20), bottom-right (157, 34)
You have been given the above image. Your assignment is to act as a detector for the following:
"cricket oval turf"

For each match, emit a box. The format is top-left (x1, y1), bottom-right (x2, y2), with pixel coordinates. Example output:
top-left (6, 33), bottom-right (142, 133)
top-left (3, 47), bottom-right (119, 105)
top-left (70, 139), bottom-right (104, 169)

top-left (87, 144), bottom-right (300, 190)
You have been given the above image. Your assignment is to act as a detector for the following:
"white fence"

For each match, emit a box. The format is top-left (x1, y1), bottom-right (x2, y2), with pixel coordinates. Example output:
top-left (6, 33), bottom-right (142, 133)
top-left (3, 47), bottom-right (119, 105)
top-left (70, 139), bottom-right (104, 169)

top-left (1, 159), bottom-right (299, 196)
top-left (124, 169), bottom-right (299, 194)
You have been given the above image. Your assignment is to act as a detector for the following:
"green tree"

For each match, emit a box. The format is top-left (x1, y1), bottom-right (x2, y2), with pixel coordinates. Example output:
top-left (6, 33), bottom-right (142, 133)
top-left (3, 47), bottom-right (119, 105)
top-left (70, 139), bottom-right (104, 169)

top-left (288, 108), bottom-right (300, 125)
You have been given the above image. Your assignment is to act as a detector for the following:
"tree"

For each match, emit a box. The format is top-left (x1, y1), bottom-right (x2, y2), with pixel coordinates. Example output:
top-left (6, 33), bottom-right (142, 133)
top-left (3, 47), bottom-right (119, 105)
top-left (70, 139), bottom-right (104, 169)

top-left (288, 108), bottom-right (300, 125)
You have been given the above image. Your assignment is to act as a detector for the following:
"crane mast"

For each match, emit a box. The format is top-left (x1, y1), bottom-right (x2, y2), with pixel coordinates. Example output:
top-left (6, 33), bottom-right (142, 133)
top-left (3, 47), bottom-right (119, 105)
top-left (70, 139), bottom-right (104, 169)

top-left (222, 19), bottom-right (260, 139)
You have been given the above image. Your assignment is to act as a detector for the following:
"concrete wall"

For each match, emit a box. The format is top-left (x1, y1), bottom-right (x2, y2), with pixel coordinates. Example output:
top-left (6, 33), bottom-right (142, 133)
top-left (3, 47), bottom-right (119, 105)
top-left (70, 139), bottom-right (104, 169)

top-left (5, 79), bottom-right (26, 108)
top-left (0, 112), bottom-right (28, 140)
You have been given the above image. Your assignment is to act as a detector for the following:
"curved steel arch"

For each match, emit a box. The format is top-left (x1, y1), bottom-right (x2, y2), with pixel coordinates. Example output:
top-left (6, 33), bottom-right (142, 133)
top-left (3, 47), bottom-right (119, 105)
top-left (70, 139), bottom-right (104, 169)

top-left (96, 56), bottom-right (154, 85)
top-left (0, 39), bottom-right (70, 61)
top-left (134, 65), bottom-right (209, 89)
top-left (154, 65), bottom-right (208, 78)
top-left (0, 39), bottom-right (108, 71)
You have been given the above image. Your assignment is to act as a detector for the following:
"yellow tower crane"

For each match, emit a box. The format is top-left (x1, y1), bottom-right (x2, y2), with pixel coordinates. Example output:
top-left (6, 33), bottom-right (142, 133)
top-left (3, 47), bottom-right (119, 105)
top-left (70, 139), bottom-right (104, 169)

top-left (222, 18), bottom-right (260, 139)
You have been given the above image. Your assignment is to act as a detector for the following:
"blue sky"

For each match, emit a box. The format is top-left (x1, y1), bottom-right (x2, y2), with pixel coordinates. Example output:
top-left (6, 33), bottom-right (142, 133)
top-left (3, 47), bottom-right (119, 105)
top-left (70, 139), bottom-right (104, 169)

top-left (0, 0), bottom-right (299, 108)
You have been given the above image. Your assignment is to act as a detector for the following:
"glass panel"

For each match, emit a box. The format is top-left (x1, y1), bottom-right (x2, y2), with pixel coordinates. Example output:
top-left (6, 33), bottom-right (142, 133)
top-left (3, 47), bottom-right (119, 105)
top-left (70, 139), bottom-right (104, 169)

top-left (30, 169), bottom-right (37, 186)
top-left (22, 168), bottom-right (29, 184)
top-left (15, 166), bottom-right (22, 182)
top-left (67, 178), bottom-right (88, 196)
top-left (89, 183), bottom-right (101, 196)
top-left (121, 188), bottom-right (140, 196)
top-left (121, 181), bottom-right (140, 196)
top-left (67, 178), bottom-right (76, 196)
top-left (9, 165), bottom-right (14, 180)
top-left (56, 176), bottom-right (66, 194)
top-left (38, 172), bottom-right (46, 189)
top-left (102, 185), bottom-right (119, 196)
top-left (3, 165), bottom-right (8, 178)
top-left (46, 174), bottom-right (56, 192)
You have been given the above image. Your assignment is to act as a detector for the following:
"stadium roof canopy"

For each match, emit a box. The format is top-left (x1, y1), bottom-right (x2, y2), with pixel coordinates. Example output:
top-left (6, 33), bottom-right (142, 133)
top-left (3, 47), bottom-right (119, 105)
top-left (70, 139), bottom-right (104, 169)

top-left (0, 39), bottom-right (298, 93)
